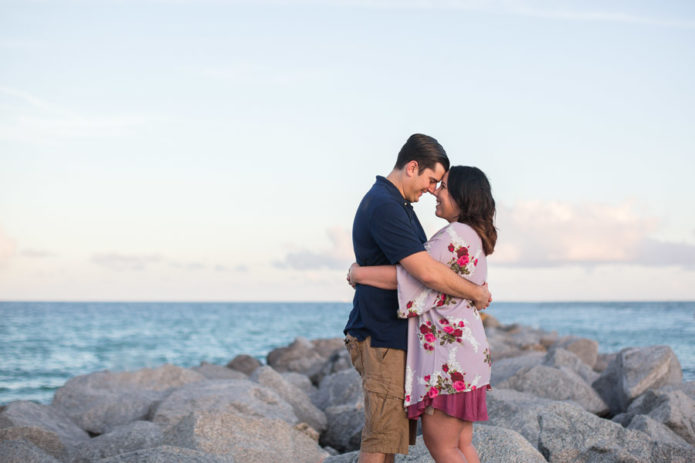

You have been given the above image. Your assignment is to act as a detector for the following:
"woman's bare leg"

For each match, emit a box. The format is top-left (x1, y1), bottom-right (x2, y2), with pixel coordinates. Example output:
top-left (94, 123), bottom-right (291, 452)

top-left (421, 409), bottom-right (467, 463)
top-left (457, 421), bottom-right (480, 463)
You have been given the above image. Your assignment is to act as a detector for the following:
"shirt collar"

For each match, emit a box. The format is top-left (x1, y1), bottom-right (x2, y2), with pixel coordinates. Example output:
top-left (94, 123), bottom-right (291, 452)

top-left (375, 175), bottom-right (410, 207)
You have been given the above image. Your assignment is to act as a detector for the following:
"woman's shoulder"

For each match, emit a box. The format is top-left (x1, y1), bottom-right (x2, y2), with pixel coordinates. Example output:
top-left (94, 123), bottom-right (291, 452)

top-left (446, 222), bottom-right (482, 247)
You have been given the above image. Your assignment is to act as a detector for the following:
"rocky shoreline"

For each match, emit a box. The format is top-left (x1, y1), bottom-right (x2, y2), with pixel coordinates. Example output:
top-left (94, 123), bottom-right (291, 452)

top-left (1, 315), bottom-right (694, 462)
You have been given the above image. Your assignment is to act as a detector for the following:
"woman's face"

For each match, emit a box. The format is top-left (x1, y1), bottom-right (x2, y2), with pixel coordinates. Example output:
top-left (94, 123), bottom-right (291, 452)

top-left (434, 171), bottom-right (461, 223)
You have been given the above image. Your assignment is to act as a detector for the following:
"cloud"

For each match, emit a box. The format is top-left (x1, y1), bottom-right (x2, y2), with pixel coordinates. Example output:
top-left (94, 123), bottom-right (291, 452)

top-left (91, 253), bottom-right (164, 271)
top-left (0, 227), bottom-right (17, 264)
top-left (20, 249), bottom-right (57, 258)
top-left (274, 227), bottom-right (353, 270)
top-left (490, 200), bottom-right (695, 268)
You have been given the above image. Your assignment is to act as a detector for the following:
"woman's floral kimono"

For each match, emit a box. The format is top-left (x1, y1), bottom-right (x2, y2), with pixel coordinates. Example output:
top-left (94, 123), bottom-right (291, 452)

top-left (397, 222), bottom-right (491, 420)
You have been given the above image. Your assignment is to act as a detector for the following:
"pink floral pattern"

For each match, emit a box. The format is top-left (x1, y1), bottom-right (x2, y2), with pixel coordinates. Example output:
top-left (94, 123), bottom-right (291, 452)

top-left (398, 223), bottom-right (491, 408)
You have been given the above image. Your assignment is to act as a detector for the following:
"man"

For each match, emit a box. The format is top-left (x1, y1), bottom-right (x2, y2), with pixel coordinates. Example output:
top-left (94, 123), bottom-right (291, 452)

top-left (344, 133), bottom-right (491, 463)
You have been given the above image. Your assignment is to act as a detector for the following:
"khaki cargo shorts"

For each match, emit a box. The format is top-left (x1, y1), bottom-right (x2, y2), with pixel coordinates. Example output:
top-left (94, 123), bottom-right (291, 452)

top-left (344, 334), bottom-right (417, 455)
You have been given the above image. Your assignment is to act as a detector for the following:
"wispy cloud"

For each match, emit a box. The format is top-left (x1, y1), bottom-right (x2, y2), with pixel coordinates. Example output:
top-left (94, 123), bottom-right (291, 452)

top-left (91, 253), bottom-right (164, 271)
top-left (490, 200), bottom-right (695, 268)
top-left (0, 227), bottom-right (17, 265)
top-left (20, 249), bottom-right (57, 258)
top-left (274, 227), bottom-right (353, 270)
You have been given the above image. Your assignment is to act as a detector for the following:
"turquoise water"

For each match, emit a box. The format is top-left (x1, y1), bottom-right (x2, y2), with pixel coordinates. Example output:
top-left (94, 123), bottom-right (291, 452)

top-left (1, 301), bottom-right (693, 405)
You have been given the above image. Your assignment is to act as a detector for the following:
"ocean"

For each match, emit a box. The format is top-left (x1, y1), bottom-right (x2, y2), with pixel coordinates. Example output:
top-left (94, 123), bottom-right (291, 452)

top-left (1, 301), bottom-right (693, 405)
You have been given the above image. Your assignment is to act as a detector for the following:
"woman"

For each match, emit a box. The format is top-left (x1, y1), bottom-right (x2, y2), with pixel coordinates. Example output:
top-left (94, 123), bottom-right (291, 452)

top-left (349, 166), bottom-right (496, 463)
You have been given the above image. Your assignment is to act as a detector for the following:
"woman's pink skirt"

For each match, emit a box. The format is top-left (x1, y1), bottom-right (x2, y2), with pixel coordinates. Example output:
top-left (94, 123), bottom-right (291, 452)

top-left (407, 386), bottom-right (489, 422)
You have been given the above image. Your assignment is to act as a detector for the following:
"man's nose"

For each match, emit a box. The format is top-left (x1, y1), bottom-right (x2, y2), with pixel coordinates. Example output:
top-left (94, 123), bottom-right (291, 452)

top-left (427, 184), bottom-right (437, 194)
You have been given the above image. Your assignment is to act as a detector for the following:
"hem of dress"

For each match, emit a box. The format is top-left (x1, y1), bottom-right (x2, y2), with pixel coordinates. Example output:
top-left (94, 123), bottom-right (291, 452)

top-left (406, 385), bottom-right (490, 422)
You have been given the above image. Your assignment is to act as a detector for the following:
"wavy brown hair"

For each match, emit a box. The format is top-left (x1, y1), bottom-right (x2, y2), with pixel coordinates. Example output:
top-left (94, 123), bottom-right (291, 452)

top-left (447, 166), bottom-right (497, 255)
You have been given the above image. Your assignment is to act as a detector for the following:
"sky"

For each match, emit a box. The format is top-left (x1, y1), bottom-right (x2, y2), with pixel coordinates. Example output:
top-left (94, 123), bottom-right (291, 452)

top-left (1, 0), bottom-right (694, 302)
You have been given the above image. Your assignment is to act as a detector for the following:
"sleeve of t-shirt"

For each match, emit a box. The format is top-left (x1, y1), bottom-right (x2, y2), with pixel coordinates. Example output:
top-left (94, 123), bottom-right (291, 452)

top-left (369, 202), bottom-right (426, 265)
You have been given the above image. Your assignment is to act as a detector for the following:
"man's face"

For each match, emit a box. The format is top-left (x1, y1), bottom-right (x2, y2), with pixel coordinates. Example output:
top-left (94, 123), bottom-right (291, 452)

top-left (404, 162), bottom-right (446, 203)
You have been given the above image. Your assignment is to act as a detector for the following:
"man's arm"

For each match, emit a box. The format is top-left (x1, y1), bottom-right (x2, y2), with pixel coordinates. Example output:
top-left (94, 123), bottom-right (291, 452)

top-left (348, 264), bottom-right (397, 290)
top-left (400, 251), bottom-right (491, 309)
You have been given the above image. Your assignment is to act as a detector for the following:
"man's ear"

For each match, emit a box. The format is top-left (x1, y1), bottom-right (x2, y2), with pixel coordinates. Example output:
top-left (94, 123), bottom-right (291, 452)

top-left (405, 160), bottom-right (419, 177)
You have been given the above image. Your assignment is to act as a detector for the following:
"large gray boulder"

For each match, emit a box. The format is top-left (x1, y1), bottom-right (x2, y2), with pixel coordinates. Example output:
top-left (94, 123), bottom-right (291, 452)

top-left (266, 337), bottom-right (326, 381)
top-left (0, 400), bottom-right (89, 447)
top-left (310, 337), bottom-right (345, 358)
top-left (593, 345), bottom-right (683, 414)
top-left (594, 352), bottom-right (618, 373)
top-left (537, 401), bottom-right (695, 462)
top-left (625, 414), bottom-right (692, 448)
top-left (70, 420), bottom-right (164, 462)
top-left (485, 388), bottom-right (556, 447)
top-left (51, 364), bottom-right (205, 434)
top-left (281, 372), bottom-right (317, 397)
top-left (226, 355), bottom-right (261, 375)
top-left (151, 379), bottom-right (296, 431)
top-left (0, 426), bottom-right (66, 461)
top-left (163, 410), bottom-right (328, 463)
top-left (486, 335), bottom-right (523, 360)
top-left (191, 362), bottom-right (247, 380)
top-left (0, 438), bottom-right (62, 463)
top-left (321, 403), bottom-right (364, 453)
top-left (543, 348), bottom-right (600, 385)
top-left (97, 445), bottom-right (236, 462)
top-left (498, 365), bottom-right (609, 415)
top-left (315, 348), bottom-right (353, 385)
top-left (551, 336), bottom-right (599, 368)
top-left (626, 389), bottom-right (695, 445)
top-left (250, 366), bottom-right (327, 433)
top-left (313, 368), bottom-right (362, 410)
top-left (489, 352), bottom-right (545, 386)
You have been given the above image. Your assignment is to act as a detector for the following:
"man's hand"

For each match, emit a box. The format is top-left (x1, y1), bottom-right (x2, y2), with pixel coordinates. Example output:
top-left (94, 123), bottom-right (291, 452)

top-left (346, 263), bottom-right (359, 288)
top-left (473, 282), bottom-right (492, 310)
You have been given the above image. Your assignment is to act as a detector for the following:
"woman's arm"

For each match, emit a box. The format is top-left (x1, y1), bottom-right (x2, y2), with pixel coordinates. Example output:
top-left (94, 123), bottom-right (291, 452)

top-left (348, 263), bottom-right (397, 290)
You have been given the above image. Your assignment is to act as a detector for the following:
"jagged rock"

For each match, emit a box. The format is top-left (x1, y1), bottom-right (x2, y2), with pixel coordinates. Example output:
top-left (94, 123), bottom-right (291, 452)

top-left (226, 355), bottom-right (261, 375)
top-left (313, 368), bottom-right (362, 411)
top-left (281, 372), bottom-right (317, 397)
top-left (162, 410), bottom-right (328, 463)
top-left (539, 331), bottom-right (559, 348)
top-left (310, 338), bottom-right (344, 358)
top-left (552, 336), bottom-right (599, 368)
top-left (482, 313), bottom-right (501, 329)
top-left (660, 380), bottom-right (695, 401)
top-left (498, 365), bottom-right (609, 415)
top-left (250, 366), bottom-right (326, 433)
top-left (70, 421), bottom-right (163, 462)
top-left (97, 445), bottom-right (236, 462)
top-left (266, 337), bottom-right (326, 381)
top-left (543, 348), bottom-right (599, 384)
top-left (0, 438), bottom-right (61, 463)
top-left (537, 401), bottom-right (695, 462)
top-left (151, 379), bottom-right (296, 431)
top-left (321, 403), bottom-right (365, 453)
top-left (625, 414), bottom-right (692, 448)
top-left (0, 401), bottom-right (89, 447)
top-left (593, 345), bottom-right (683, 414)
top-left (314, 348), bottom-right (353, 385)
top-left (0, 426), bottom-right (66, 460)
top-left (626, 389), bottom-right (695, 445)
top-left (485, 388), bottom-right (556, 447)
top-left (51, 364), bottom-right (205, 434)
top-left (594, 352), bottom-right (617, 373)
top-left (486, 336), bottom-right (523, 360)
top-left (192, 362), bottom-right (247, 380)
top-left (505, 326), bottom-right (548, 352)
top-left (489, 352), bottom-right (545, 386)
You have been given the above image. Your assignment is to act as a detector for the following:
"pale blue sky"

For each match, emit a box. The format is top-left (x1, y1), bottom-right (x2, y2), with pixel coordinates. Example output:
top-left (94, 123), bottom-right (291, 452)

top-left (1, 0), bottom-right (694, 301)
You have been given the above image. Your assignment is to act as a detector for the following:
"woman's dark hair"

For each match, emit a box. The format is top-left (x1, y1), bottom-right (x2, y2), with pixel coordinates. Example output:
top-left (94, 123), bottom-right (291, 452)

top-left (395, 133), bottom-right (450, 173)
top-left (447, 166), bottom-right (497, 255)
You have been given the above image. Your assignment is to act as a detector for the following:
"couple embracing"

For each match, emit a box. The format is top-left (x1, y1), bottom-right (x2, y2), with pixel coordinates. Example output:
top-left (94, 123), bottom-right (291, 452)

top-left (344, 133), bottom-right (497, 463)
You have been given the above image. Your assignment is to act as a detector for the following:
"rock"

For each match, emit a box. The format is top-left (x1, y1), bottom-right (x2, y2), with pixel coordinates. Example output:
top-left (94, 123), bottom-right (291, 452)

top-left (192, 362), bottom-right (247, 380)
top-left (626, 389), bottom-right (695, 445)
top-left (314, 348), bottom-right (353, 385)
top-left (51, 364), bottom-right (205, 434)
top-left (0, 401), bottom-right (89, 447)
top-left (473, 424), bottom-right (548, 463)
top-left (321, 403), bottom-right (364, 453)
top-left (97, 445), bottom-right (236, 462)
top-left (0, 439), bottom-right (62, 463)
top-left (482, 313), bottom-right (501, 329)
top-left (498, 365), bottom-right (609, 415)
top-left (226, 355), bottom-right (261, 375)
top-left (163, 410), bottom-right (328, 463)
top-left (552, 336), bottom-right (599, 368)
top-left (537, 401), bottom-right (695, 463)
top-left (250, 366), bottom-right (327, 433)
top-left (266, 337), bottom-right (326, 382)
top-left (660, 380), bottom-right (695, 401)
top-left (489, 352), bottom-right (545, 386)
top-left (543, 348), bottom-right (600, 385)
top-left (486, 336), bottom-right (524, 360)
top-left (281, 372), bottom-right (317, 397)
top-left (151, 379), bottom-right (297, 431)
top-left (485, 388), bottom-right (556, 447)
top-left (626, 414), bottom-right (692, 448)
top-left (313, 368), bottom-right (362, 411)
top-left (310, 338), bottom-right (344, 358)
top-left (594, 352), bottom-right (617, 373)
top-left (323, 451), bottom-right (358, 463)
top-left (539, 331), bottom-right (559, 348)
top-left (70, 421), bottom-right (163, 463)
top-left (593, 345), bottom-right (683, 414)
top-left (0, 426), bottom-right (66, 460)
top-left (505, 326), bottom-right (548, 352)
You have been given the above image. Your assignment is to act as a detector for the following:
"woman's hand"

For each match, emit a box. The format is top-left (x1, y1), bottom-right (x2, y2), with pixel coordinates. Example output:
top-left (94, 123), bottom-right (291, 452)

top-left (473, 282), bottom-right (492, 310)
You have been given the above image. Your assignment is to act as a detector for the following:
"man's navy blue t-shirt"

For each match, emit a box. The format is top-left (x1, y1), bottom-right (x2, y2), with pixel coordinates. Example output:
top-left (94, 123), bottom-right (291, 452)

top-left (344, 176), bottom-right (427, 351)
